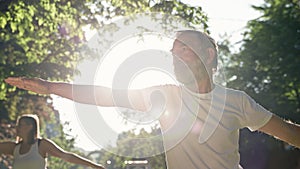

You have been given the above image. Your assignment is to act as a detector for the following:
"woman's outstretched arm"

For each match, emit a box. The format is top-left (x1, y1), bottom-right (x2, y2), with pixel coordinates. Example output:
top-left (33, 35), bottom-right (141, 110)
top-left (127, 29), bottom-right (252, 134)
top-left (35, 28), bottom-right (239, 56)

top-left (0, 141), bottom-right (15, 155)
top-left (41, 138), bottom-right (105, 169)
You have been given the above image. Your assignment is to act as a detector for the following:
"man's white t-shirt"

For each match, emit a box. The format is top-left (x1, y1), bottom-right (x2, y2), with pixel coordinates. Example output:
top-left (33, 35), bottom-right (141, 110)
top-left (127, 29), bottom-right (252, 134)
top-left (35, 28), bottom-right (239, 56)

top-left (150, 84), bottom-right (272, 169)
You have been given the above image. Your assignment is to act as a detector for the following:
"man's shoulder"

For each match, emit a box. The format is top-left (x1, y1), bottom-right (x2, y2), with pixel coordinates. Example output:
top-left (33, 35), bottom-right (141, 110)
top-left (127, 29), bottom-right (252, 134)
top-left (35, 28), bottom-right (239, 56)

top-left (215, 84), bottom-right (247, 99)
top-left (217, 84), bottom-right (245, 94)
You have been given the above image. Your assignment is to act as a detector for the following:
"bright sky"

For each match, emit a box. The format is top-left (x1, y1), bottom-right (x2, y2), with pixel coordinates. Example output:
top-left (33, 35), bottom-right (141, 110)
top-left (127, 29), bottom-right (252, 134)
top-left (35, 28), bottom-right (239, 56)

top-left (53, 0), bottom-right (264, 151)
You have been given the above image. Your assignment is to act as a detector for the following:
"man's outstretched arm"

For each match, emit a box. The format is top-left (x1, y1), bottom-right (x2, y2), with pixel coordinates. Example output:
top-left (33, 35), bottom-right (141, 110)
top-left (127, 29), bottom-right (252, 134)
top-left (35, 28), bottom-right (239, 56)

top-left (259, 114), bottom-right (300, 148)
top-left (5, 77), bottom-right (149, 111)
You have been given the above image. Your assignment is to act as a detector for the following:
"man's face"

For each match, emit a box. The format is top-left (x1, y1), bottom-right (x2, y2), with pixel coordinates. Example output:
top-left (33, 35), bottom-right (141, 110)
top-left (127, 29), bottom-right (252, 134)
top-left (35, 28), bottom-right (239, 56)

top-left (171, 34), bottom-right (208, 85)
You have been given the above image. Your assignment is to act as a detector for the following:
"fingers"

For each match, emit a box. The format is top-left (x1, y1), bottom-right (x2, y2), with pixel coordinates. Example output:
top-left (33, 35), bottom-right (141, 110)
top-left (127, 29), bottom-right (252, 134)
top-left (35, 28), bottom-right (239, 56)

top-left (5, 77), bottom-right (50, 94)
top-left (5, 77), bottom-right (34, 90)
top-left (4, 77), bottom-right (24, 87)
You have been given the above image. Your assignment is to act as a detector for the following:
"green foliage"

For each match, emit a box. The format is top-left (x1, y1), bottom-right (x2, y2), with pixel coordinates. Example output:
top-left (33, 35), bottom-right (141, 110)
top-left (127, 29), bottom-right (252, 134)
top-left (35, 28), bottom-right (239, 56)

top-left (227, 0), bottom-right (300, 121)
top-left (224, 0), bottom-right (300, 168)
top-left (99, 126), bottom-right (166, 169)
top-left (109, 0), bottom-right (208, 29)
top-left (0, 0), bottom-right (85, 83)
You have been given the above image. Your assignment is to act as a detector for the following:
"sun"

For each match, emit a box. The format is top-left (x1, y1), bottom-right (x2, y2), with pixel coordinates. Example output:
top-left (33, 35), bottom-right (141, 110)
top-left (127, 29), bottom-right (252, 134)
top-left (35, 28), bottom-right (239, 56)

top-left (93, 34), bottom-right (178, 132)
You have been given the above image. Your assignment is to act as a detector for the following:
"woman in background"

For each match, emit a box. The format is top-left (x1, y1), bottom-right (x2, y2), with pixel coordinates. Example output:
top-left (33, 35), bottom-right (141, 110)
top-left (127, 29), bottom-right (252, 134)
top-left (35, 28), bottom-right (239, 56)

top-left (0, 114), bottom-right (105, 169)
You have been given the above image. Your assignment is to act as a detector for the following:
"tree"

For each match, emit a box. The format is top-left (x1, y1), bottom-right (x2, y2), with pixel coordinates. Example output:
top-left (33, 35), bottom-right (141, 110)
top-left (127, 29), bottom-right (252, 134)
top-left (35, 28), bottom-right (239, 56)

top-left (225, 0), bottom-right (300, 168)
top-left (0, 0), bottom-right (97, 167)
top-left (98, 126), bottom-right (166, 169)
top-left (227, 0), bottom-right (300, 119)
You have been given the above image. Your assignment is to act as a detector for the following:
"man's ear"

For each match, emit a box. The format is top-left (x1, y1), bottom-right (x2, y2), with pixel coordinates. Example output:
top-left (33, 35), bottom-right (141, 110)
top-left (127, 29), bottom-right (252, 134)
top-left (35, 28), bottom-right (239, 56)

top-left (205, 48), bottom-right (216, 65)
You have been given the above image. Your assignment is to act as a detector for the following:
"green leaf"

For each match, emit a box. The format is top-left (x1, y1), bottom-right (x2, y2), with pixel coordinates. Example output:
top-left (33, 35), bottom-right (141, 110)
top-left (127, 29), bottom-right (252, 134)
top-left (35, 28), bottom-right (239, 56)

top-left (0, 16), bottom-right (7, 28)
top-left (18, 25), bottom-right (25, 36)
top-left (10, 22), bottom-right (17, 32)
top-left (38, 18), bottom-right (44, 26)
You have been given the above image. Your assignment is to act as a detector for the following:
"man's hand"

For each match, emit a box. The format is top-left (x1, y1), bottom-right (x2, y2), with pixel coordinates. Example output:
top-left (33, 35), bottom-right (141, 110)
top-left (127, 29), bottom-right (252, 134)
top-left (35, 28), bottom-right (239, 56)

top-left (5, 77), bottom-right (51, 94)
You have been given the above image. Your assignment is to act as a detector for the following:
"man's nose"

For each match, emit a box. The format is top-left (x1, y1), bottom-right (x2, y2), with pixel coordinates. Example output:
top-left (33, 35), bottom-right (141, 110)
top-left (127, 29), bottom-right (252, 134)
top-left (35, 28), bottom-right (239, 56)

top-left (170, 47), bottom-right (180, 57)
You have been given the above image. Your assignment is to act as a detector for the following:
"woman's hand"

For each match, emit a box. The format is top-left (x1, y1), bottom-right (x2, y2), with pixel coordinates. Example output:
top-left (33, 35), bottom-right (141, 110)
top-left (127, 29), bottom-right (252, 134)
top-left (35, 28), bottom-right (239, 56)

top-left (5, 77), bottom-right (51, 94)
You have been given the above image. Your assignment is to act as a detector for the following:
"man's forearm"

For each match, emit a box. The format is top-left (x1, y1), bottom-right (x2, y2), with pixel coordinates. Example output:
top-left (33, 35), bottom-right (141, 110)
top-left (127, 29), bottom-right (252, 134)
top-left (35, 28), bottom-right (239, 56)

top-left (49, 82), bottom-right (114, 106)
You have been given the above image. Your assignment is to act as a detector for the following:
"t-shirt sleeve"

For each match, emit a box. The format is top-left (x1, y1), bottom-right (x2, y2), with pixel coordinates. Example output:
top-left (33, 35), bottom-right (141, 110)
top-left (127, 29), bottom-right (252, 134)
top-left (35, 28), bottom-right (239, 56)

top-left (241, 92), bottom-right (273, 131)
